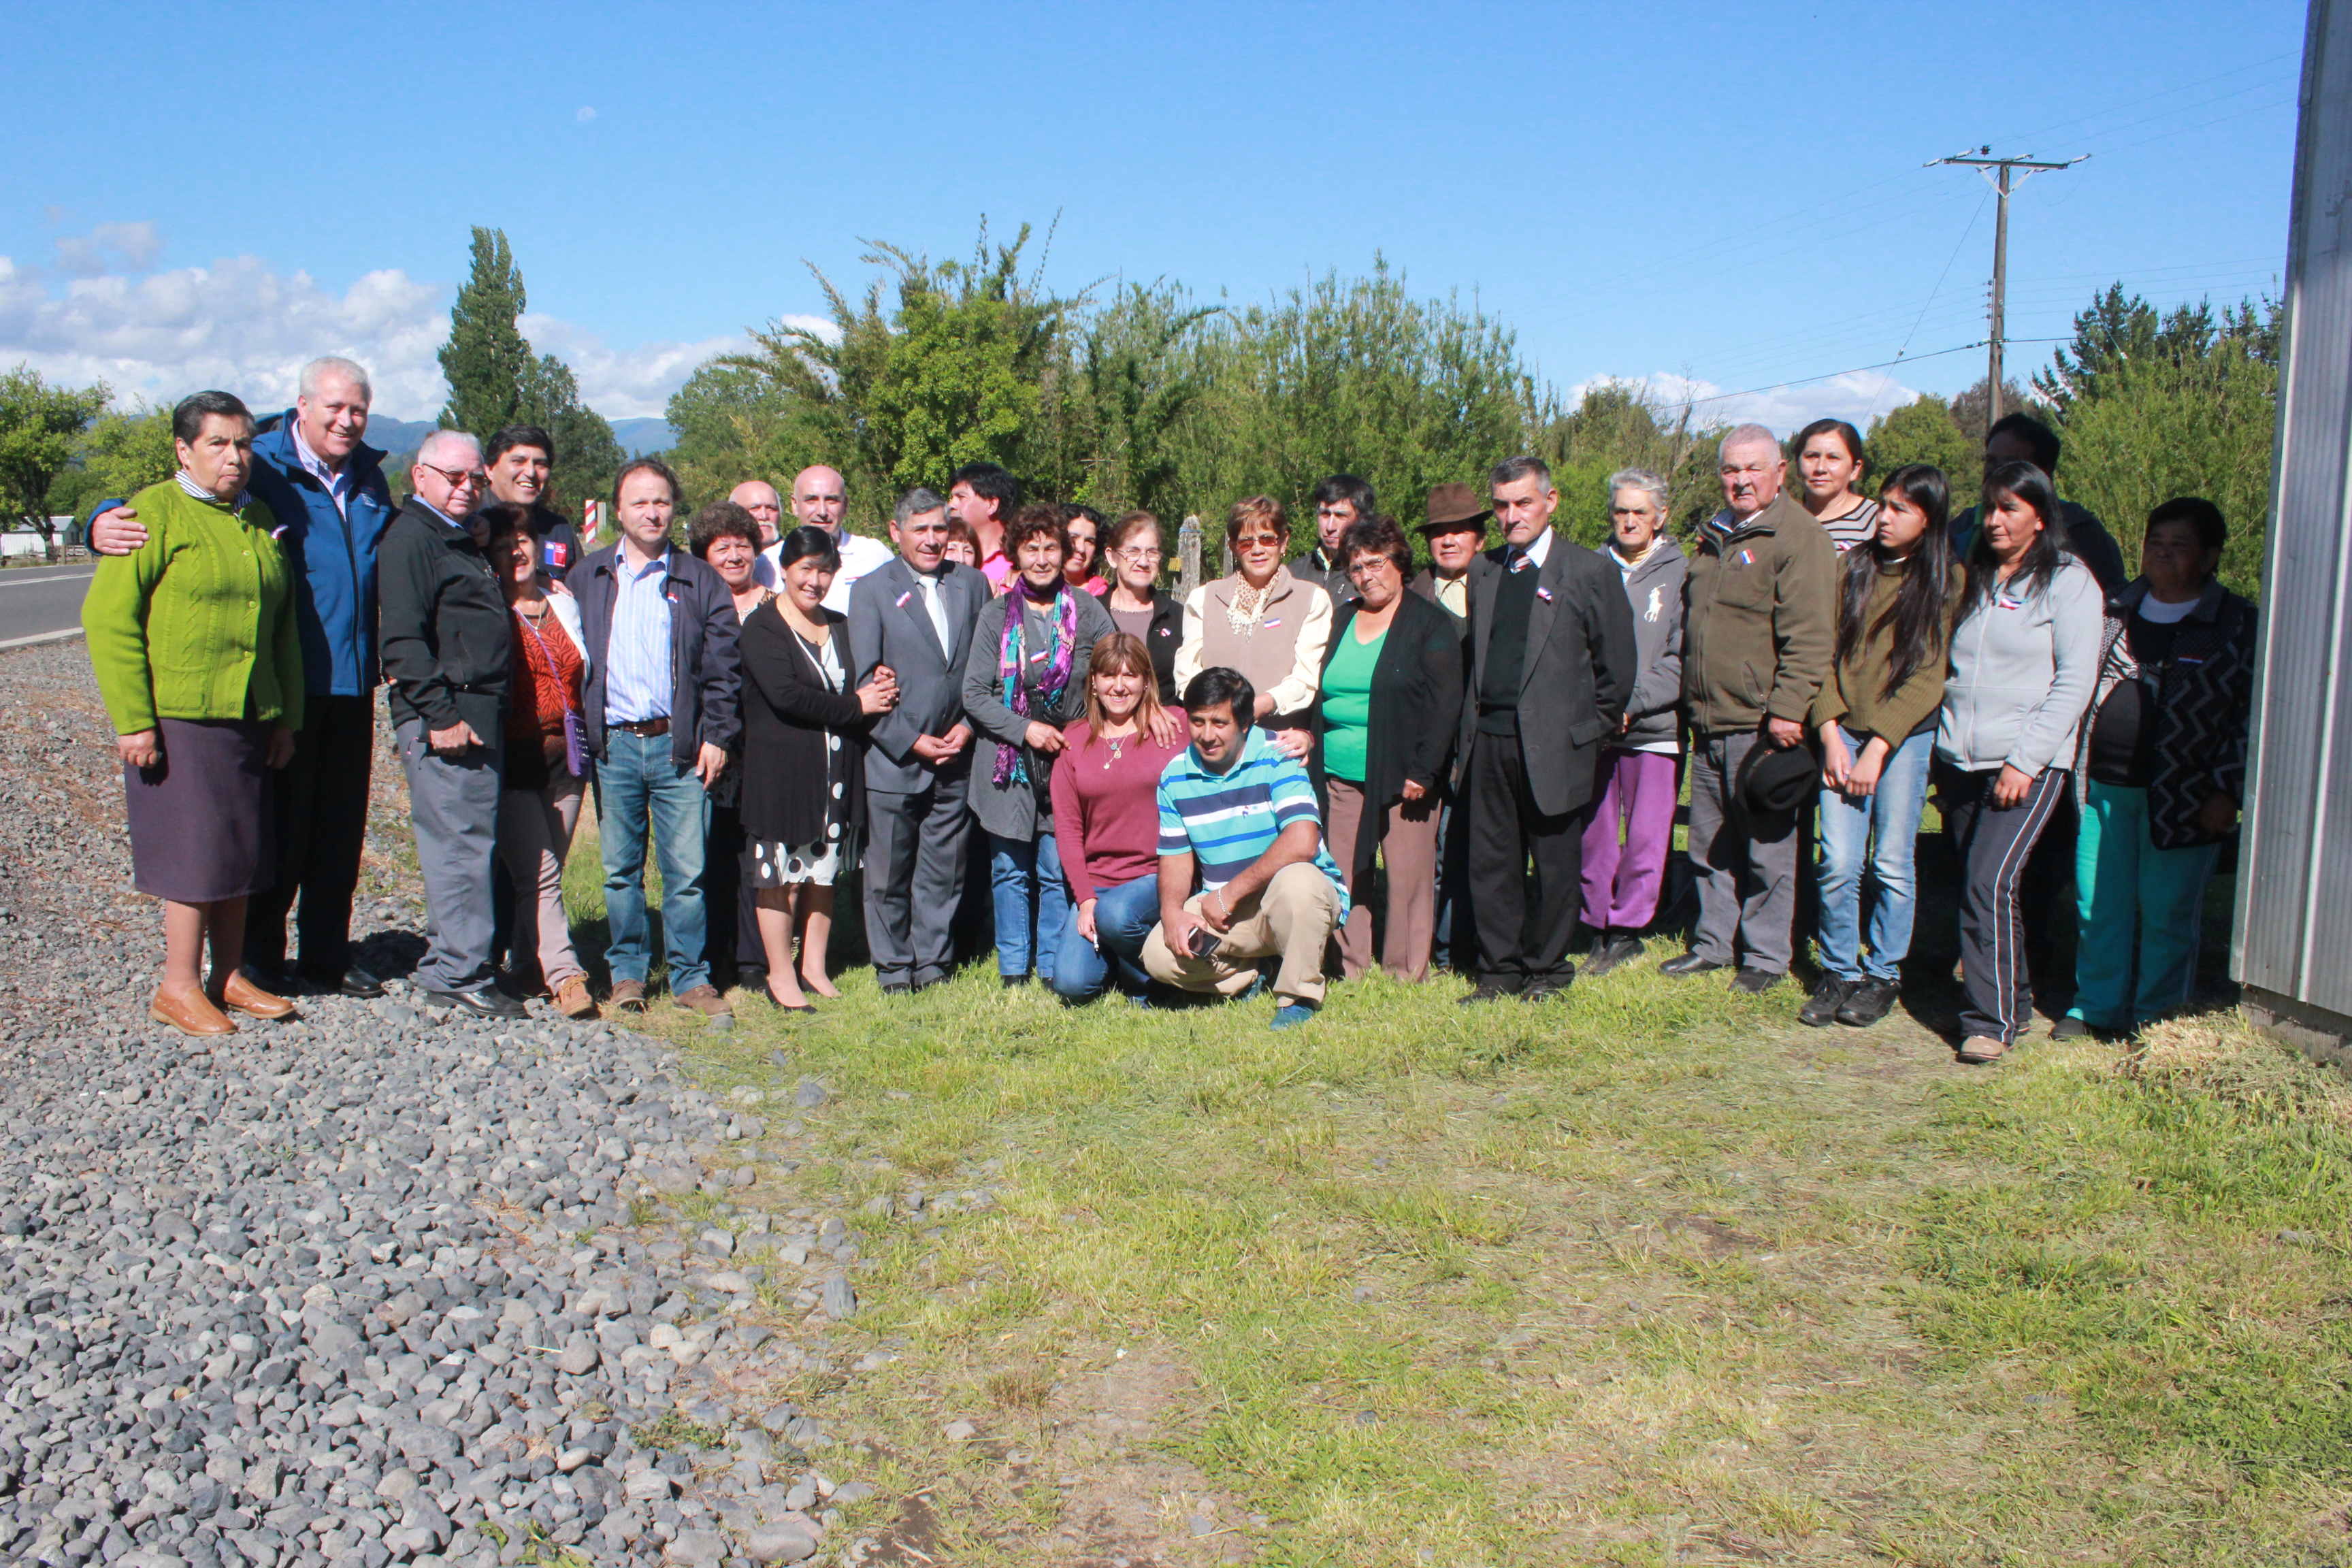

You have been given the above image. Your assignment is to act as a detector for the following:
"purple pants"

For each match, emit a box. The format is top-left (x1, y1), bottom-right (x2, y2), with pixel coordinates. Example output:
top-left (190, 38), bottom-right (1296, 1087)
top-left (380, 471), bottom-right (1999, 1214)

top-left (1579, 749), bottom-right (1680, 932)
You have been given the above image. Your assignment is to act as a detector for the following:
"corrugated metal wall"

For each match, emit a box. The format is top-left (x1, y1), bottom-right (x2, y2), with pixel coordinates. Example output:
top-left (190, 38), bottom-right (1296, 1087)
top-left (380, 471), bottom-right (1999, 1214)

top-left (2232, 0), bottom-right (2352, 1017)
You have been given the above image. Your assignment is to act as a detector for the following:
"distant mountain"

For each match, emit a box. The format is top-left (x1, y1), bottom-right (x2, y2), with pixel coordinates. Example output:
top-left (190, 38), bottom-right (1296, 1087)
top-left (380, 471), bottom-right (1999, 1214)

top-left (360, 414), bottom-right (673, 458)
top-left (363, 416), bottom-right (438, 457)
top-left (610, 418), bottom-right (675, 456)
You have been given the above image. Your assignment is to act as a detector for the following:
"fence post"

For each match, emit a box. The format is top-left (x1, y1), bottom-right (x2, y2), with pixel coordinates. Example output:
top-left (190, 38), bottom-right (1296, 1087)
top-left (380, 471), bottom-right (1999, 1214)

top-left (1178, 515), bottom-right (1203, 596)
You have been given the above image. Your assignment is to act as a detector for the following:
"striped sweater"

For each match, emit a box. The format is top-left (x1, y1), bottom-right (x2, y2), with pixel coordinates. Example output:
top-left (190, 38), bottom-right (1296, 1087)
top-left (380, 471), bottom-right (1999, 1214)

top-left (1156, 727), bottom-right (1348, 911)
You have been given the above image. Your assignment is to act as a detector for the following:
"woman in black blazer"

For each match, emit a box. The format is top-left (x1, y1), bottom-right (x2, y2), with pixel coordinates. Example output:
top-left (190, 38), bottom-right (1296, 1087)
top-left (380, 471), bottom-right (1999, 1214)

top-left (1092, 510), bottom-right (1185, 703)
top-left (1309, 517), bottom-right (1464, 981)
top-left (737, 527), bottom-right (899, 1009)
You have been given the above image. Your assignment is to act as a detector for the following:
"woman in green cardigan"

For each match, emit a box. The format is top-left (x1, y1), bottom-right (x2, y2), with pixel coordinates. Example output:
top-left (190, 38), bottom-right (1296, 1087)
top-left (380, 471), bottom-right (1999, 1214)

top-left (82, 391), bottom-right (304, 1037)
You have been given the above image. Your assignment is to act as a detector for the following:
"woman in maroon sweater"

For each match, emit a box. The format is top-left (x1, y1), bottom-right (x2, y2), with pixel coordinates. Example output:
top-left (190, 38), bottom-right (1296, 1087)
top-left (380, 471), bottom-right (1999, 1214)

top-left (1049, 633), bottom-right (1188, 1002)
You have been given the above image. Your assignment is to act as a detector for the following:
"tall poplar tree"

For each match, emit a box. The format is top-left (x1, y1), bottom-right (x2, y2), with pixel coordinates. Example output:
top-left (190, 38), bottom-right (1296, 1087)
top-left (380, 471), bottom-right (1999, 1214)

top-left (437, 227), bottom-right (625, 508)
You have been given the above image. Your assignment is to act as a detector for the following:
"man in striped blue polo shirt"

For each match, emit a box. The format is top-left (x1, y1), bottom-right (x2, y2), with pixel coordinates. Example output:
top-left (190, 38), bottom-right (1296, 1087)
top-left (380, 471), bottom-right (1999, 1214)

top-left (1143, 667), bottom-right (1348, 1028)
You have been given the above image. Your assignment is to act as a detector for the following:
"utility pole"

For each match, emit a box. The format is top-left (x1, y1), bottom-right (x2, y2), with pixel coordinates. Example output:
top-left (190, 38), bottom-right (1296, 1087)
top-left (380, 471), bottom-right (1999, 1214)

top-left (1929, 147), bottom-right (2086, 425)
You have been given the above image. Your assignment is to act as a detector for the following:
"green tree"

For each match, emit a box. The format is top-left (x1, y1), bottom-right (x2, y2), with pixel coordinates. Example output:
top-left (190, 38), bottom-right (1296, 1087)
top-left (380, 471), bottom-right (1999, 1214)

top-left (0, 365), bottom-right (110, 549)
top-left (437, 227), bottom-right (626, 509)
top-left (1534, 380), bottom-right (1723, 545)
top-left (2058, 340), bottom-right (2277, 598)
top-left (664, 361), bottom-right (822, 508)
top-left (1867, 394), bottom-right (1981, 517)
top-left (2034, 284), bottom-right (2282, 414)
top-left (721, 223), bottom-right (1076, 529)
top-left (82, 404), bottom-right (176, 497)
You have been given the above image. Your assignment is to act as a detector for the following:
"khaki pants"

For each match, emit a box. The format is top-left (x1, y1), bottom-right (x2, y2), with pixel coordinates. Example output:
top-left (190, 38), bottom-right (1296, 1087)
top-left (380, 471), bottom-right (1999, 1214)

top-left (1324, 776), bottom-right (1441, 981)
top-left (496, 774), bottom-right (587, 992)
top-left (1142, 862), bottom-right (1344, 1007)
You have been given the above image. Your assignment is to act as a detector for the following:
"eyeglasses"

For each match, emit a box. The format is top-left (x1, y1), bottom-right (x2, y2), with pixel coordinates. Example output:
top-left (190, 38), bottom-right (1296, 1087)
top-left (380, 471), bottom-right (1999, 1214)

top-left (1115, 546), bottom-right (1163, 565)
top-left (1345, 557), bottom-right (1396, 577)
top-left (1233, 534), bottom-right (1284, 550)
top-left (419, 462), bottom-right (489, 491)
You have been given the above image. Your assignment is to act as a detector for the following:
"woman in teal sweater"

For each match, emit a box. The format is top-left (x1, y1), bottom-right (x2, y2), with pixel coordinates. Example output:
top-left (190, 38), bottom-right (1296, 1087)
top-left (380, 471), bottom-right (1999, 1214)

top-left (82, 391), bottom-right (304, 1037)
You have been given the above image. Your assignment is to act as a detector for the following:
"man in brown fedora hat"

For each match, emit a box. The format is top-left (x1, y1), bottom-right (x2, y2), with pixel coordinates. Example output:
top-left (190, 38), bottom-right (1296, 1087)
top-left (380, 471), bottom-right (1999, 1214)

top-left (1411, 483), bottom-right (1489, 627)
top-left (1412, 481), bottom-right (1488, 970)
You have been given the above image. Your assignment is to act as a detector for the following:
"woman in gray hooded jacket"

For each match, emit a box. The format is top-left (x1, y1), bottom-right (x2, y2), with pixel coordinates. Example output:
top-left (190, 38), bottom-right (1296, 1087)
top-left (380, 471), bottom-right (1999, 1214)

top-left (1579, 470), bottom-right (1688, 977)
top-left (1933, 461), bottom-right (2103, 1064)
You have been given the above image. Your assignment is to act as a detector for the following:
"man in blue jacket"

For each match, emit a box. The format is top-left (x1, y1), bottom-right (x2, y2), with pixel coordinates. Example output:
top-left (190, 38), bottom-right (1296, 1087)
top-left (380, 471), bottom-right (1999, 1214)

top-left (574, 457), bottom-right (743, 1021)
top-left (88, 355), bottom-right (397, 998)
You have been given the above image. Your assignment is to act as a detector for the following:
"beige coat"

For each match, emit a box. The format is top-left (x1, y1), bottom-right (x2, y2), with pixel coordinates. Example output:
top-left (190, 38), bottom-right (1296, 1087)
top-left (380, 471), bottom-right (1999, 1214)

top-left (1175, 564), bottom-right (1334, 723)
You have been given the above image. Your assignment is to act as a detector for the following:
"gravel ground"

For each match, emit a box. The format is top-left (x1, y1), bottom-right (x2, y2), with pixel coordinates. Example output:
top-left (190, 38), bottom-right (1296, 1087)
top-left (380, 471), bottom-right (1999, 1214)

top-left (0, 642), bottom-right (875, 1568)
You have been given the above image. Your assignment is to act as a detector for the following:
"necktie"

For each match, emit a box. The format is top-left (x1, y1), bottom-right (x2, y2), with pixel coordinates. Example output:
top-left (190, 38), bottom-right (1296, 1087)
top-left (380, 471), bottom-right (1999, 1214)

top-left (917, 571), bottom-right (951, 649)
top-left (1507, 548), bottom-right (1533, 574)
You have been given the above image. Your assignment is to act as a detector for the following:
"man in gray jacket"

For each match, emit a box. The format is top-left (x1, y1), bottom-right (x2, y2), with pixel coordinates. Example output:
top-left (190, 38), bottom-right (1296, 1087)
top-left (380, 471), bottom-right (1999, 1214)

top-left (848, 488), bottom-right (987, 992)
top-left (1580, 469), bottom-right (1688, 977)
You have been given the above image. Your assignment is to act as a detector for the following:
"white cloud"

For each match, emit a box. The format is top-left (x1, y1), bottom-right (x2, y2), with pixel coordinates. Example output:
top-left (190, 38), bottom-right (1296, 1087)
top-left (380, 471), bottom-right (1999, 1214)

top-left (0, 223), bottom-right (794, 424)
top-left (576, 106), bottom-right (597, 122)
top-left (1574, 368), bottom-right (1925, 436)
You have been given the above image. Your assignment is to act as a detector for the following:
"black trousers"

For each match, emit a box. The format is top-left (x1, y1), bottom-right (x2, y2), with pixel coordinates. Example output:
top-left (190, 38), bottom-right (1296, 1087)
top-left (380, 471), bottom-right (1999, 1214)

top-left (1937, 761), bottom-right (2070, 1045)
top-left (1466, 735), bottom-right (1589, 986)
top-left (704, 800), bottom-right (767, 981)
top-left (244, 692), bottom-right (374, 981)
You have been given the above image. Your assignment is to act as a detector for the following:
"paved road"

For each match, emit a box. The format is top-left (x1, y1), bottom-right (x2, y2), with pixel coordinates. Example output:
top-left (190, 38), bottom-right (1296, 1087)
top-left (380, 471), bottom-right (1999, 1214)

top-left (0, 564), bottom-right (95, 649)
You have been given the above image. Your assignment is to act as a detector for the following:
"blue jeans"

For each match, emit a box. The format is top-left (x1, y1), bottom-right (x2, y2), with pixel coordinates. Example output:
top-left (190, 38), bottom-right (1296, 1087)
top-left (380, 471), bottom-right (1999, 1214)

top-left (1814, 726), bottom-right (1935, 981)
top-left (988, 830), bottom-right (1071, 981)
top-left (598, 728), bottom-right (713, 993)
top-left (1051, 873), bottom-right (1161, 1002)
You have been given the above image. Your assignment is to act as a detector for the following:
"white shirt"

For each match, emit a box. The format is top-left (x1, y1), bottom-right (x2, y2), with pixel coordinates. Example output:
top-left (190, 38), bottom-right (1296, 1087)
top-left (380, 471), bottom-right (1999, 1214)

top-left (290, 419), bottom-right (355, 518)
top-left (761, 528), bottom-right (896, 613)
top-left (1509, 526), bottom-right (1554, 569)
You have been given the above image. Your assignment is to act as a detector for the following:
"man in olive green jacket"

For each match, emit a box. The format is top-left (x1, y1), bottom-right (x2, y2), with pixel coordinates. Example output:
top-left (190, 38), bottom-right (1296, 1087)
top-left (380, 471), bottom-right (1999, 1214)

top-left (1662, 424), bottom-right (1838, 992)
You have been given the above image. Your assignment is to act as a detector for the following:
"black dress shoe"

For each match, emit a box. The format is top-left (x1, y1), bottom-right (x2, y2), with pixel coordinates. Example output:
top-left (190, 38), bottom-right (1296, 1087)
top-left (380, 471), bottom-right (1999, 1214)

top-left (1582, 934), bottom-right (1645, 979)
top-left (421, 987), bottom-right (527, 1019)
top-left (879, 980), bottom-right (913, 996)
top-left (1835, 977), bottom-right (1900, 1027)
top-left (1798, 976), bottom-right (1857, 1026)
top-left (1659, 952), bottom-right (1727, 977)
top-left (1730, 966), bottom-right (1783, 996)
top-left (1458, 977), bottom-right (1525, 1005)
top-left (1521, 973), bottom-right (1575, 1004)
top-left (297, 966), bottom-right (385, 999)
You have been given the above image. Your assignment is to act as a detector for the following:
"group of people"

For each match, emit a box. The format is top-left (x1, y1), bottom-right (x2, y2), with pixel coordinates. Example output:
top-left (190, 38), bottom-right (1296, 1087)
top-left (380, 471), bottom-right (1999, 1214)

top-left (80, 356), bottom-right (2253, 1057)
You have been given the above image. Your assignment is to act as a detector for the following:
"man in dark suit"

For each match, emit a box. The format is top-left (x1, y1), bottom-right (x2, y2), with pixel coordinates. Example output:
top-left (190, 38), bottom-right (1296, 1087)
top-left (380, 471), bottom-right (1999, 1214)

top-left (1458, 456), bottom-right (1637, 1003)
top-left (1410, 485), bottom-right (1486, 971)
top-left (847, 487), bottom-right (988, 992)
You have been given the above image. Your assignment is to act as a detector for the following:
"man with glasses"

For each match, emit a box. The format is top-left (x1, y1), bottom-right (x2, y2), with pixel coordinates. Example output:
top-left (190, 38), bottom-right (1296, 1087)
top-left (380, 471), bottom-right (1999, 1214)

top-left (1298, 474), bottom-right (1375, 600)
top-left (86, 356), bottom-right (397, 998)
top-left (378, 432), bottom-right (523, 1018)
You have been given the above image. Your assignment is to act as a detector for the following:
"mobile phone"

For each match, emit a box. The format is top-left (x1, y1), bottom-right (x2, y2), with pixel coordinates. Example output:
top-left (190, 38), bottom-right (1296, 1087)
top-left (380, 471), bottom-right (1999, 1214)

top-left (1188, 923), bottom-right (1221, 959)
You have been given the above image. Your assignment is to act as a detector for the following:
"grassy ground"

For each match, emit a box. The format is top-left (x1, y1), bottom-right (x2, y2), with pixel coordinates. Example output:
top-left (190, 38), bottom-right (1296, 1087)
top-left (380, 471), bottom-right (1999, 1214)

top-left (557, 806), bottom-right (2352, 1567)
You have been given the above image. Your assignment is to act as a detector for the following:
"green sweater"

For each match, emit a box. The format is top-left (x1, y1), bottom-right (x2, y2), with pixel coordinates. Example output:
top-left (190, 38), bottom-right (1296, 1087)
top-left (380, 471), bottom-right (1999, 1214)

top-left (1811, 557), bottom-right (1963, 743)
top-left (82, 479), bottom-right (306, 736)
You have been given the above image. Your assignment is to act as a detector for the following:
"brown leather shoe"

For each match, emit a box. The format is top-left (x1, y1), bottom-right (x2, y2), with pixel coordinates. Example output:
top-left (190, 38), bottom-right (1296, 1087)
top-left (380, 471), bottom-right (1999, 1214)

top-left (554, 976), bottom-right (598, 1019)
top-left (151, 985), bottom-right (236, 1037)
top-left (220, 970), bottom-right (297, 1020)
top-left (672, 983), bottom-right (732, 1018)
top-left (608, 979), bottom-right (647, 1013)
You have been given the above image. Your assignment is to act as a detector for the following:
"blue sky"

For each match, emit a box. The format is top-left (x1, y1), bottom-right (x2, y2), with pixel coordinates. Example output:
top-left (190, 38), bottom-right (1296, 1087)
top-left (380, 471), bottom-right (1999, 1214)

top-left (0, 0), bottom-right (2307, 433)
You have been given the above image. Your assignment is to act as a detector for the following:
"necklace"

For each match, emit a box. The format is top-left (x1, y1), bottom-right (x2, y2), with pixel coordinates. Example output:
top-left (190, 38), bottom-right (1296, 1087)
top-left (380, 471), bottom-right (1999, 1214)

top-left (1101, 723), bottom-right (1137, 768)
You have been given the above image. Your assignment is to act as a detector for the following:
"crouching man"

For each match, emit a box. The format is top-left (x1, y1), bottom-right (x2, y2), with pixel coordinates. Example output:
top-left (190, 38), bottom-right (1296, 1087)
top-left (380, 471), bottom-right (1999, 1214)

top-left (1143, 667), bottom-right (1348, 1030)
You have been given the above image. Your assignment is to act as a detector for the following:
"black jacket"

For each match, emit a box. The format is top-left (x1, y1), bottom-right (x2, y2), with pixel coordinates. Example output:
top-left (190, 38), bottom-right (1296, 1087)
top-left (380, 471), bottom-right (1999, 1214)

top-left (574, 540), bottom-right (743, 765)
top-left (378, 498), bottom-right (511, 737)
top-left (2072, 577), bottom-right (2256, 849)
top-left (1461, 536), bottom-right (1639, 815)
top-left (1310, 592), bottom-right (1465, 886)
top-left (1090, 584), bottom-right (1185, 702)
top-left (737, 600), bottom-right (870, 847)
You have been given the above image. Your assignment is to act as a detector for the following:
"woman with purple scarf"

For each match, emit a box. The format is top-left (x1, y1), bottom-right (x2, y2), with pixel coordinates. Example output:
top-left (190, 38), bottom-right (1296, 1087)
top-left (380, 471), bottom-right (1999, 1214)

top-left (962, 504), bottom-right (1115, 986)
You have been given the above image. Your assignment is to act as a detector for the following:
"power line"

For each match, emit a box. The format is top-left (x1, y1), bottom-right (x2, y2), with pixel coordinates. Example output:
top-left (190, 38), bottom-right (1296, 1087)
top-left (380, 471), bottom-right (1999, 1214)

top-left (1682, 342), bottom-right (1988, 408)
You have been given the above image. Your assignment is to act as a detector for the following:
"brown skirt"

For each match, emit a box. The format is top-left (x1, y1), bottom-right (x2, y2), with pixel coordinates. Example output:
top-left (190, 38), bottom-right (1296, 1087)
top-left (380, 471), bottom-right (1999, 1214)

top-left (124, 717), bottom-right (275, 903)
